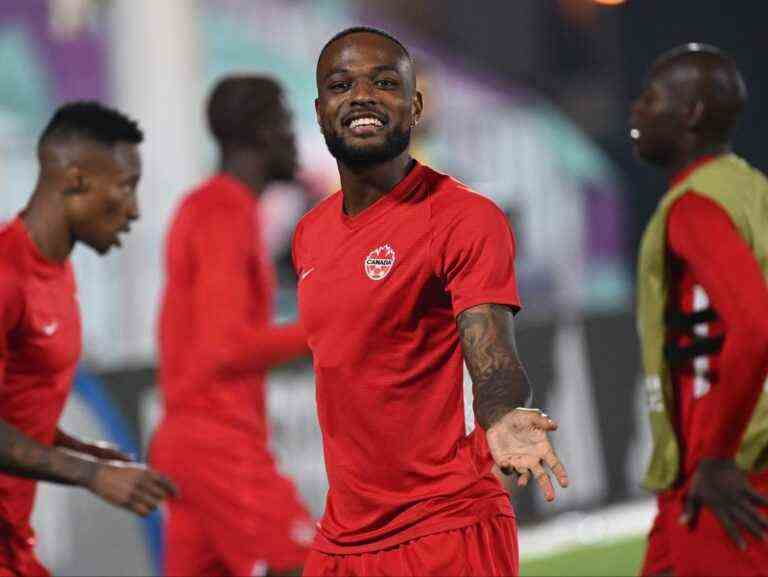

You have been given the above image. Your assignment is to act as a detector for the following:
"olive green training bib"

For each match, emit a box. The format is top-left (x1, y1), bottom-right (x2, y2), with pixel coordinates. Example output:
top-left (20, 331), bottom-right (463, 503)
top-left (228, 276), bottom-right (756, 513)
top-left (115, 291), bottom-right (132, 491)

top-left (637, 154), bottom-right (768, 491)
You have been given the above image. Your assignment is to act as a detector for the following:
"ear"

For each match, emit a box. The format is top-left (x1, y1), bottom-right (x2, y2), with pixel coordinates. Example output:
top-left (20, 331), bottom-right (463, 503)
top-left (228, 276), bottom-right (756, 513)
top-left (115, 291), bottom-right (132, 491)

top-left (314, 98), bottom-right (322, 128)
top-left (63, 165), bottom-right (88, 196)
top-left (688, 100), bottom-right (705, 130)
top-left (412, 91), bottom-right (424, 127)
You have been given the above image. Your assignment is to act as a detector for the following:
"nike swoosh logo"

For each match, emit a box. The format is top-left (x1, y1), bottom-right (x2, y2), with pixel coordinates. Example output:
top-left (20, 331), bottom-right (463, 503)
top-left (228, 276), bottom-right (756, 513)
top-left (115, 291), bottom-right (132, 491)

top-left (300, 267), bottom-right (315, 280)
top-left (42, 322), bottom-right (59, 336)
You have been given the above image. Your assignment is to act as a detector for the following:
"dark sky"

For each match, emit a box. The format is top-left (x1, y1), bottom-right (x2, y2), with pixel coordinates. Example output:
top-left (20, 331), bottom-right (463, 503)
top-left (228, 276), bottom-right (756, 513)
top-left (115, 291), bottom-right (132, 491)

top-left (360, 0), bottom-right (764, 260)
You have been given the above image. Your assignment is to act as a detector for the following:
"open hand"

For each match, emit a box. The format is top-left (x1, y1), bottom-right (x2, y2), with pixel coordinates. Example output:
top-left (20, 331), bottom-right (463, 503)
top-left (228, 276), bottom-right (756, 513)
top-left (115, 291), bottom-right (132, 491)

top-left (87, 461), bottom-right (178, 517)
top-left (486, 408), bottom-right (569, 501)
top-left (680, 458), bottom-right (768, 549)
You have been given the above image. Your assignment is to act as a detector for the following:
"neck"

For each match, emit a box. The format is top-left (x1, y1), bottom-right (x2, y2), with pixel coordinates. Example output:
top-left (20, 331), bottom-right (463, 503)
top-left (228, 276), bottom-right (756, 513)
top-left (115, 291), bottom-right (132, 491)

top-left (219, 149), bottom-right (266, 195)
top-left (21, 184), bottom-right (74, 263)
top-left (338, 152), bottom-right (414, 217)
top-left (666, 141), bottom-right (730, 182)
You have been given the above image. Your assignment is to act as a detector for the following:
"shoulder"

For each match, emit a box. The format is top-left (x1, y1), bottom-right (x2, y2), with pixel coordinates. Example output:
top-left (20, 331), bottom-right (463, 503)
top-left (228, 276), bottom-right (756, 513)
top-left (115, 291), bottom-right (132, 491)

top-left (425, 170), bottom-right (508, 227)
top-left (170, 177), bottom-right (252, 233)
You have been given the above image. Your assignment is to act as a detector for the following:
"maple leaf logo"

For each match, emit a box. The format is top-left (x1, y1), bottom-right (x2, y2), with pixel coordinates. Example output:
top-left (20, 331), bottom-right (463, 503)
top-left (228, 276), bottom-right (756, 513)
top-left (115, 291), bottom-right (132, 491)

top-left (364, 244), bottom-right (396, 281)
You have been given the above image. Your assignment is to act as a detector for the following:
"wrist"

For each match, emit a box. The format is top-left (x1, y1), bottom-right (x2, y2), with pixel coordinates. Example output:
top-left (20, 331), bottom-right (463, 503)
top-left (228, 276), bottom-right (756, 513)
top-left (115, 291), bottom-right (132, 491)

top-left (56, 449), bottom-right (102, 488)
top-left (81, 460), bottom-right (103, 490)
top-left (485, 407), bottom-right (542, 434)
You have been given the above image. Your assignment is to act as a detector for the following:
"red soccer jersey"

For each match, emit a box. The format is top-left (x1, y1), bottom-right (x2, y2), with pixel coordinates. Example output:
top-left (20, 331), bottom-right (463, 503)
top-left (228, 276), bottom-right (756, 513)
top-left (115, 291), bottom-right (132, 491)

top-left (666, 157), bottom-right (768, 479)
top-left (292, 161), bottom-right (519, 553)
top-left (0, 217), bottom-right (80, 528)
top-left (156, 174), bottom-right (307, 447)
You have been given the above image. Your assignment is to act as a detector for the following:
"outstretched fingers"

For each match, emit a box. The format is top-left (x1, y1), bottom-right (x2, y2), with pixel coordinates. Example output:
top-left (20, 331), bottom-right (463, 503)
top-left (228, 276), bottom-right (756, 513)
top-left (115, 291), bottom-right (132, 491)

top-left (150, 471), bottom-right (179, 497)
top-left (745, 486), bottom-right (768, 508)
top-left (712, 504), bottom-right (746, 550)
top-left (529, 461), bottom-right (555, 501)
top-left (542, 447), bottom-right (569, 488)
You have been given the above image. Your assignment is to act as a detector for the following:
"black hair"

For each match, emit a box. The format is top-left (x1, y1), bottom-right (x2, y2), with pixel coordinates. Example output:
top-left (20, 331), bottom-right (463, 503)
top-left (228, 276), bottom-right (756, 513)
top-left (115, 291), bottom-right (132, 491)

top-left (318, 26), bottom-right (412, 66)
top-left (207, 75), bottom-right (287, 146)
top-left (654, 43), bottom-right (746, 139)
top-left (655, 42), bottom-right (732, 67)
top-left (39, 101), bottom-right (143, 149)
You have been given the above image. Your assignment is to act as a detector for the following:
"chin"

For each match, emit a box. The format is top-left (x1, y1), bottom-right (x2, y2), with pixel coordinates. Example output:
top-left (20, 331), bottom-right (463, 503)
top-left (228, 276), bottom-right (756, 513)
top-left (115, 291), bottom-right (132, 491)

top-left (86, 241), bottom-right (113, 255)
top-left (270, 167), bottom-right (297, 183)
top-left (636, 148), bottom-right (668, 167)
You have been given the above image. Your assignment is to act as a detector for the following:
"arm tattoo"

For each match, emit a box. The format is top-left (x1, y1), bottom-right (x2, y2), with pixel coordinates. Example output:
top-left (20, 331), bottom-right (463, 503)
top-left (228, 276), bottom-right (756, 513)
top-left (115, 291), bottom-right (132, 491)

top-left (458, 303), bottom-right (533, 429)
top-left (0, 419), bottom-right (100, 487)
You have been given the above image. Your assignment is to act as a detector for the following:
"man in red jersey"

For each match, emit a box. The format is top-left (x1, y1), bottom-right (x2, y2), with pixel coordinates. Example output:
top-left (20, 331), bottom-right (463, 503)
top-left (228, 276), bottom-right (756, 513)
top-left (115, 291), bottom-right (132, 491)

top-left (292, 27), bottom-right (569, 577)
top-left (0, 102), bottom-right (178, 577)
top-left (632, 45), bottom-right (768, 576)
top-left (151, 76), bottom-right (314, 577)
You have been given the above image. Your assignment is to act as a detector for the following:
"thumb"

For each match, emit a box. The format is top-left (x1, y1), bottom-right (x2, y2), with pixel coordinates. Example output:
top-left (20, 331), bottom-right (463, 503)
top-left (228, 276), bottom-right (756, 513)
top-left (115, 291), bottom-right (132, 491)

top-left (530, 412), bottom-right (558, 431)
top-left (679, 495), bottom-right (699, 530)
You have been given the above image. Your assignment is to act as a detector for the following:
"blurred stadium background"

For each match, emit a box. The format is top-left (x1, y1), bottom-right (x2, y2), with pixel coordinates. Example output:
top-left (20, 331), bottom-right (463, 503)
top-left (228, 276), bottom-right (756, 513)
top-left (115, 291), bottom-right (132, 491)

top-left (0, 1), bottom-right (764, 575)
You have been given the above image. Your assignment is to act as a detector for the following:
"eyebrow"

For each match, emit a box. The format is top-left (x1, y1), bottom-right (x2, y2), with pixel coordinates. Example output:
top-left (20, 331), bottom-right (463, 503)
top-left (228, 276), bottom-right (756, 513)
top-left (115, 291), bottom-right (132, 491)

top-left (323, 64), bottom-right (402, 82)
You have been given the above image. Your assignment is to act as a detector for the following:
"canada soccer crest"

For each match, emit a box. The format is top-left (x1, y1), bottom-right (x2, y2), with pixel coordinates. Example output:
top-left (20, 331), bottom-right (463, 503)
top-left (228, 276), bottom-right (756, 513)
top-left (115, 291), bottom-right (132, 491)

top-left (364, 244), bottom-right (396, 281)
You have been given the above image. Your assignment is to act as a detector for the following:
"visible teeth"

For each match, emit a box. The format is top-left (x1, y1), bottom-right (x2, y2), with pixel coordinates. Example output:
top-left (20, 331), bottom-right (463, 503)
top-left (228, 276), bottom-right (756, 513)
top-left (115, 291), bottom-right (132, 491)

top-left (350, 117), bottom-right (383, 129)
top-left (630, 128), bottom-right (640, 140)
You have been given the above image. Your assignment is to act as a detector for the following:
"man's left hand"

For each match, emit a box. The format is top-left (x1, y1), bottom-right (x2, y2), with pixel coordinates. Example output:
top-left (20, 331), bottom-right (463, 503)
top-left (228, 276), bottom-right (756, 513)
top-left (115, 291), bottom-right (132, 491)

top-left (486, 408), bottom-right (569, 502)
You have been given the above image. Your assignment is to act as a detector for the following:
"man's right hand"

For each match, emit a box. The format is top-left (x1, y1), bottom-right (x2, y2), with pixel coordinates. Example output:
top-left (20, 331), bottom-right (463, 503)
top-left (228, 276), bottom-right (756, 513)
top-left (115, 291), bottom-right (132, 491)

top-left (86, 461), bottom-right (178, 517)
top-left (680, 457), bottom-right (768, 549)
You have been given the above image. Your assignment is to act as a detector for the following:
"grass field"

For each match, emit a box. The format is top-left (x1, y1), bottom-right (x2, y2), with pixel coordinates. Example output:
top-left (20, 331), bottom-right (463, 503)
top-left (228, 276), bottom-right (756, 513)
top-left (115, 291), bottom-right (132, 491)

top-left (520, 536), bottom-right (645, 576)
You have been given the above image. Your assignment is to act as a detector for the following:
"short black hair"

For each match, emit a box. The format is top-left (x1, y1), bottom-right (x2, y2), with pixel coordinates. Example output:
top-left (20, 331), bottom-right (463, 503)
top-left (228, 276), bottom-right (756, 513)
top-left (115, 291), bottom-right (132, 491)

top-left (39, 101), bottom-right (143, 149)
top-left (318, 26), bottom-right (412, 67)
top-left (207, 75), bottom-right (287, 146)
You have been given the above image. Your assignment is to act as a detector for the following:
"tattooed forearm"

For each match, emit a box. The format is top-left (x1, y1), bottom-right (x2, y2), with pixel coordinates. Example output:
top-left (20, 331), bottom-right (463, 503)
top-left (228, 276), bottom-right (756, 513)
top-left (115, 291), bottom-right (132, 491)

top-left (0, 419), bottom-right (100, 487)
top-left (458, 303), bottom-right (532, 429)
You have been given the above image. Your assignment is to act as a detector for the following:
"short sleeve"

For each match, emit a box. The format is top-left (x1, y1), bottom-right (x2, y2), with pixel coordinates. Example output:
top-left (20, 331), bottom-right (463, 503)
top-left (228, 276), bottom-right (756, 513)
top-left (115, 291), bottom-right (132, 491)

top-left (432, 194), bottom-right (521, 317)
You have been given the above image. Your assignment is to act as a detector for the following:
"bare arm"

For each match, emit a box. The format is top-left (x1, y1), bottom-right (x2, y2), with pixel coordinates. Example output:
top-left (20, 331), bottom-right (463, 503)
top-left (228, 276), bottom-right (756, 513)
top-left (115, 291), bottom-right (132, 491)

top-left (54, 428), bottom-right (133, 462)
top-left (457, 303), bottom-right (531, 428)
top-left (457, 303), bottom-right (568, 501)
top-left (0, 419), bottom-right (177, 516)
top-left (0, 419), bottom-right (99, 486)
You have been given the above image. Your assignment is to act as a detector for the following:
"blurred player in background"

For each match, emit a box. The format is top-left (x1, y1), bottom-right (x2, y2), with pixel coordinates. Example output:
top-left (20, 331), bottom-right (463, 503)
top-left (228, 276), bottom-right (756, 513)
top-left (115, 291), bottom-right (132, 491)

top-left (151, 76), bottom-right (314, 577)
top-left (632, 44), bottom-right (768, 576)
top-left (292, 27), bottom-right (568, 577)
top-left (0, 102), bottom-right (178, 577)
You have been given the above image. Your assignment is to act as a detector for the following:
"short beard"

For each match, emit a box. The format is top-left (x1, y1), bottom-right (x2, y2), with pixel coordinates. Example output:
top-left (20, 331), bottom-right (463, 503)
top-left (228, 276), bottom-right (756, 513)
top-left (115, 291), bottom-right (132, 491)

top-left (323, 125), bottom-right (411, 169)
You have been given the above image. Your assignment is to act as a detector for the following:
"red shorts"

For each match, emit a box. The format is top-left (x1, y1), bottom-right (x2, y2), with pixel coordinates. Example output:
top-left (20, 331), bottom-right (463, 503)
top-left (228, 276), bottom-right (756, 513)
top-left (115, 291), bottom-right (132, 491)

top-left (642, 471), bottom-right (768, 576)
top-left (303, 514), bottom-right (518, 577)
top-left (153, 431), bottom-right (314, 577)
top-left (0, 524), bottom-right (49, 577)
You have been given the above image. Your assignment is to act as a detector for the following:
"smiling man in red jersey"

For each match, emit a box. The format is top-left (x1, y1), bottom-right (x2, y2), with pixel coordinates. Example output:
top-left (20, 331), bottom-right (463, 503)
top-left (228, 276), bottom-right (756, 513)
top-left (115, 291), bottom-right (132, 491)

top-left (0, 102), bottom-right (178, 577)
top-left (292, 27), bottom-right (569, 577)
top-left (632, 44), bottom-right (768, 577)
top-left (152, 76), bottom-right (314, 577)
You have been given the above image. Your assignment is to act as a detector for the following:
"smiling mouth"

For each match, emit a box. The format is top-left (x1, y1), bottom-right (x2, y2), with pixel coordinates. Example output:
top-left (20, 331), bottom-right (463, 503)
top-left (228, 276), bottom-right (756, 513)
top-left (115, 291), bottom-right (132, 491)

top-left (344, 115), bottom-right (387, 136)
